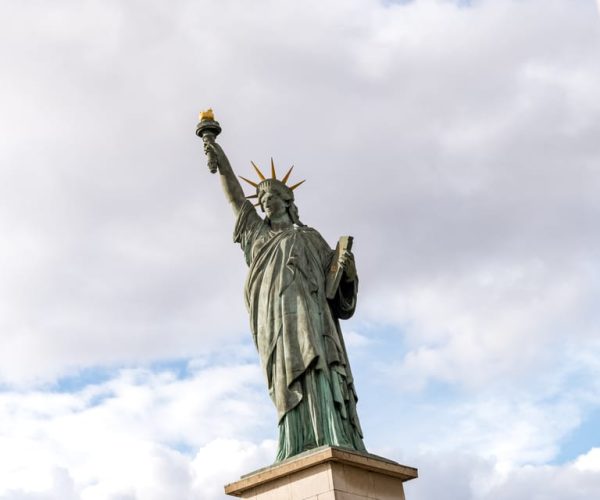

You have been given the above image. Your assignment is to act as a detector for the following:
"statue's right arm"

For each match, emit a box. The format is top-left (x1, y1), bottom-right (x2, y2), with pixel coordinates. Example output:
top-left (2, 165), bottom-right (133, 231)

top-left (207, 143), bottom-right (247, 216)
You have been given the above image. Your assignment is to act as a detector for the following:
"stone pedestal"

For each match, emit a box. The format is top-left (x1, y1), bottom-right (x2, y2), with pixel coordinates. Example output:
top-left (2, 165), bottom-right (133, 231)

top-left (224, 446), bottom-right (418, 500)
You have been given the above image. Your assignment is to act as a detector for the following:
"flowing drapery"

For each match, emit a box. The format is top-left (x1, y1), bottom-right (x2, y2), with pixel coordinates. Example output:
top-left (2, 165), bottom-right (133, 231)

top-left (234, 201), bottom-right (365, 461)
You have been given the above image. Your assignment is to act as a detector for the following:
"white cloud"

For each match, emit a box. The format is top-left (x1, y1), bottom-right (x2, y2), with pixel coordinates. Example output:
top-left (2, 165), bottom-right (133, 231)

top-left (574, 448), bottom-right (600, 473)
top-left (190, 439), bottom-right (276, 500)
top-left (1, 362), bottom-right (597, 500)
top-left (403, 450), bottom-right (600, 500)
top-left (0, 362), bottom-right (275, 500)
top-left (343, 330), bottom-right (373, 349)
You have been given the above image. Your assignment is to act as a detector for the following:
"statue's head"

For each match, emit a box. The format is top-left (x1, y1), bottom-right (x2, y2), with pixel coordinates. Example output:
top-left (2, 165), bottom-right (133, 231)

top-left (258, 180), bottom-right (303, 226)
top-left (240, 160), bottom-right (305, 226)
top-left (258, 179), bottom-right (292, 207)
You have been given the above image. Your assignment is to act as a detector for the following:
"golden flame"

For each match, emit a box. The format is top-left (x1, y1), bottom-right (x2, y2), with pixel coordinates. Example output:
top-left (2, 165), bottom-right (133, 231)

top-left (199, 108), bottom-right (215, 121)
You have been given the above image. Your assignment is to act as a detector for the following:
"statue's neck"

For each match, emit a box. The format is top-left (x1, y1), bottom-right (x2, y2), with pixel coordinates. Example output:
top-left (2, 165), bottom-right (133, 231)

top-left (268, 214), bottom-right (293, 232)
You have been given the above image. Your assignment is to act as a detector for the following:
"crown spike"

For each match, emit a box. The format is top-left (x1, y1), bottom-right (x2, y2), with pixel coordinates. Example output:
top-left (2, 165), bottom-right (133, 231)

top-left (239, 176), bottom-right (259, 188)
top-left (251, 161), bottom-right (266, 181)
top-left (271, 158), bottom-right (277, 179)
top-left (281, 165), bottom-right (294, 184)
top-left (289, 180), bottom-right (306, 191)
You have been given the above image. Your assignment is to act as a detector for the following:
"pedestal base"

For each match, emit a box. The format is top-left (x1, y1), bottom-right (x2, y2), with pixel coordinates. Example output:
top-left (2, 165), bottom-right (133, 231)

top-left (224, 446), bottom-right (418, 500)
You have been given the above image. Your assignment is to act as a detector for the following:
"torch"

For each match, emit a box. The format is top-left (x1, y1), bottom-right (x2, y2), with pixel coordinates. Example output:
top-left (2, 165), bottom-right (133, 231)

top-left (195, 109), bottom-right (222, 174)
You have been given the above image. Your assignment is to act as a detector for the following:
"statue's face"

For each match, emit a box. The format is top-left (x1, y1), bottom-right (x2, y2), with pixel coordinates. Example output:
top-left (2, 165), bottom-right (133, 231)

top-left (261, 189), bottom-right (288, 219)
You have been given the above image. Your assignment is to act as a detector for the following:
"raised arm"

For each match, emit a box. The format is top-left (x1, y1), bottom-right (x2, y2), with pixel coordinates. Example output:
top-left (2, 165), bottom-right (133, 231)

top-left (205, 142), bottom-right (246, 217)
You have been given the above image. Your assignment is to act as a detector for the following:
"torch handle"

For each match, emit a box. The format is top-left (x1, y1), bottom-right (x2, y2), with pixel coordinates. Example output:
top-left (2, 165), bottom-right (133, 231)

top-left (202, 133), bottom-right (219, 174)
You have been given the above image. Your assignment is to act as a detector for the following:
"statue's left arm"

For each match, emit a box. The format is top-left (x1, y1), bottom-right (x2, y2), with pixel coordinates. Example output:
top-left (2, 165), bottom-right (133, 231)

top-left (331, 250), bottom-right (358, 320)
top-left (339, 250), bottom-right (357, 283)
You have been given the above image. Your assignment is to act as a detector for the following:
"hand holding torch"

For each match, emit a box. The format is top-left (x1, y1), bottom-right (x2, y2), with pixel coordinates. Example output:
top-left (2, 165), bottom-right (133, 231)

top-left (195, 109), bottom-right (222, 173)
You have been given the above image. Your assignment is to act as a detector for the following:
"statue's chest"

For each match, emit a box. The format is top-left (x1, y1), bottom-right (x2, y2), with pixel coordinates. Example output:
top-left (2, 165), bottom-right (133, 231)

top-left (251, 227), bottom-right (301, 261)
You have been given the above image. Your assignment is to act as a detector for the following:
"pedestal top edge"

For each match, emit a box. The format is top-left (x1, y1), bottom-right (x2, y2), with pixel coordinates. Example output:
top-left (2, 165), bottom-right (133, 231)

top-left (224, 446), bottom-right (418, 495)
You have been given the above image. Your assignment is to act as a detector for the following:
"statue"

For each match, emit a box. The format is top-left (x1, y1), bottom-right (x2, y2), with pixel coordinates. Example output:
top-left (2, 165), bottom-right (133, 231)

top-left (196, 110), bottom-right (366, 462)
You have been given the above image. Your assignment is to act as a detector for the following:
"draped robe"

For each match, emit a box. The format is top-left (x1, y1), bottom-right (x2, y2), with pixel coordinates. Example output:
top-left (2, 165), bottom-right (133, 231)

top-left (234, 201), bottom-right (365, 461)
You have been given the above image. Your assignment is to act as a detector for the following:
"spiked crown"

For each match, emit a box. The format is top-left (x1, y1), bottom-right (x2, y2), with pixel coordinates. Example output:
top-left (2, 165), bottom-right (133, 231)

top-left (240, 158), bottom-right (305, 207)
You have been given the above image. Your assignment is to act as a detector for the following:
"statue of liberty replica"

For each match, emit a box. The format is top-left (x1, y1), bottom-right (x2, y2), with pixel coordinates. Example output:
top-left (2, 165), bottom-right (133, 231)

top-left (197, 110), bottom-right (366, 463)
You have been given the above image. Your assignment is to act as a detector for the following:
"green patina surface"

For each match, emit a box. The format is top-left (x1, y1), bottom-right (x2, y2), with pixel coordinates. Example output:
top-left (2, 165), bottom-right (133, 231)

top-left (198, 119), bottom-right (365, 462)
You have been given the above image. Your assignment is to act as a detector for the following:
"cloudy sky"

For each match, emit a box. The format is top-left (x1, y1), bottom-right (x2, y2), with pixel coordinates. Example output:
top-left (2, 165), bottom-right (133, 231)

top-left (1, 0), bottom-right (600, 498)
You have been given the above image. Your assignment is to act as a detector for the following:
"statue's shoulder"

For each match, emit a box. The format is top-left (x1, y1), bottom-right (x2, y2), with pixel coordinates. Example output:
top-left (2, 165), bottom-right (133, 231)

top-left (296, 225), bottom-right (319, 236)
top-left (296, 225), bottom-right (331, 249)
top-left (234, 201), bottom-right (266, 245)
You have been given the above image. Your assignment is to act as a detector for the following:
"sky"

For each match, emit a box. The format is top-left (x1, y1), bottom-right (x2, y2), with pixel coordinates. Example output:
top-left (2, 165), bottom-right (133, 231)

top-left (1, 0), bottom-right (600, 498)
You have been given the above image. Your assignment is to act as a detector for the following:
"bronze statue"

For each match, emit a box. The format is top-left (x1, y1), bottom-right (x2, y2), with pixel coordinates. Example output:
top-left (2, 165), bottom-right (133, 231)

top-left (197, 110), bottom-right (366, 461)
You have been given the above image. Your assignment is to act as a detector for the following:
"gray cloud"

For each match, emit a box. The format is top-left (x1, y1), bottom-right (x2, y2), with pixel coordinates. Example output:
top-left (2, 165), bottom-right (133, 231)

top-left (2, 0), bottom-right (598, 386)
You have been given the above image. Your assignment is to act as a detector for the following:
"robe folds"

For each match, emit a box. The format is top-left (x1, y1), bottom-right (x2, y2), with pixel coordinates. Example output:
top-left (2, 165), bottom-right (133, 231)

top-left (234, 201), bottom-right (366, 461)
